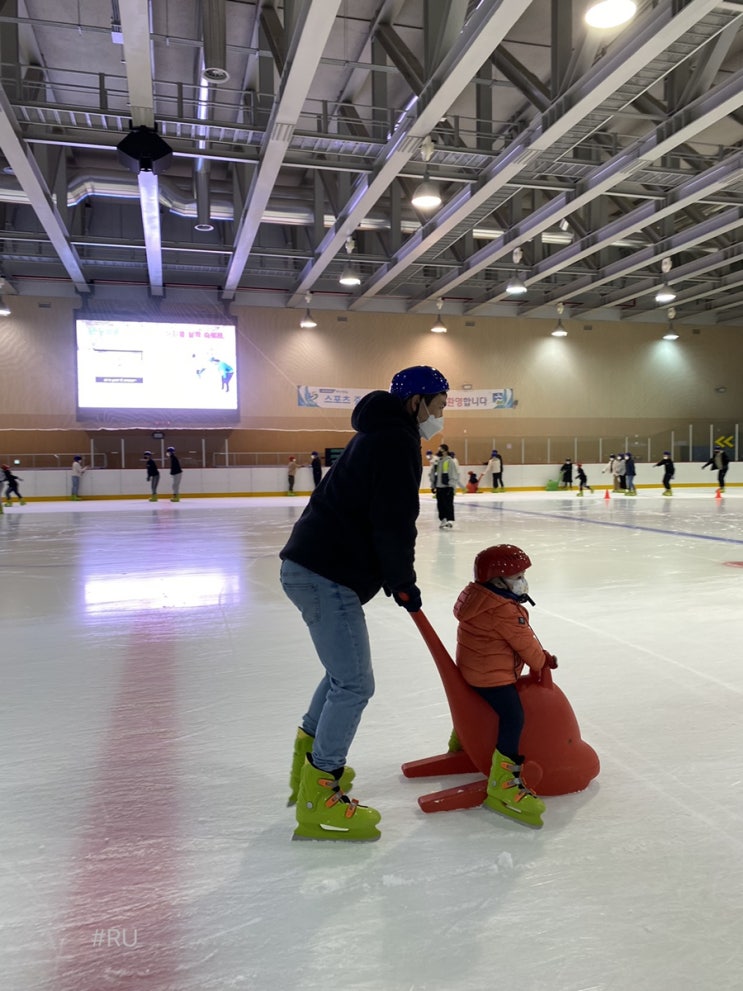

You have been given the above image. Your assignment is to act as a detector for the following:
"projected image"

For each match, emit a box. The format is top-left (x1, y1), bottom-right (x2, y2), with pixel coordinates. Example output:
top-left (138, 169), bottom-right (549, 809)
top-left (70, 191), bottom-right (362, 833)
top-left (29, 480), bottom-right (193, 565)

top-left (76, 319), bottom-right (238, 411)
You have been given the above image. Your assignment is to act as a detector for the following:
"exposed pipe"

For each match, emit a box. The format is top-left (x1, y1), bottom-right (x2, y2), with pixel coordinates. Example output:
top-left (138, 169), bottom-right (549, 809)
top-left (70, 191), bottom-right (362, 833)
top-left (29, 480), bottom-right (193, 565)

top-left (0, 172), bottom-right (649, 249)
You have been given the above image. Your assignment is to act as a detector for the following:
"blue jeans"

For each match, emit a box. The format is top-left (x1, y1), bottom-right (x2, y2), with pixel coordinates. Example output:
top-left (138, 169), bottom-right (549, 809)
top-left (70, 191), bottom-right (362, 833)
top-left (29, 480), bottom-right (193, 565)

top-left (279, 559), bottom-right (375, 771)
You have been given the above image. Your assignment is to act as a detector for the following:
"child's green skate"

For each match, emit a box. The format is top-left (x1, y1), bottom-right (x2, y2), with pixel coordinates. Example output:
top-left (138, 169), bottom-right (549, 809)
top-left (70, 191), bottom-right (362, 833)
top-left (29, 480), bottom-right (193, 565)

top-left (293, 758), bottom-right (380, 842)
top-left (483, 749), bottom-right (545, 829)
top-left (287, 728), bottom-right (354, 806)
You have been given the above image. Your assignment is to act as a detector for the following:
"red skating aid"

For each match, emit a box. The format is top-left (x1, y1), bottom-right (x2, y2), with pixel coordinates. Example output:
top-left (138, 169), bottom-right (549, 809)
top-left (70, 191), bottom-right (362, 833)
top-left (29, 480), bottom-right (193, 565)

top-left (401, 610), bottom-right (599, 811)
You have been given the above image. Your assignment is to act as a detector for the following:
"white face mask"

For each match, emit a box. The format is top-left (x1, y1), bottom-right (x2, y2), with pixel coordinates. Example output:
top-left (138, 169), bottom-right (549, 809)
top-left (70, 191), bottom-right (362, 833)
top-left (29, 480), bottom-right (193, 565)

top-left (418, 399), bottom-right (444, 440)
top-left (505, 576), bottom-right (529, 597)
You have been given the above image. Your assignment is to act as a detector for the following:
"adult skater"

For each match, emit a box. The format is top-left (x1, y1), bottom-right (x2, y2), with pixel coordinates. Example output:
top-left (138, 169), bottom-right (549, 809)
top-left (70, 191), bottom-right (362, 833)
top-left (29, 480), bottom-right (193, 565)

top-left (1, 464), bottom-right (25, 506)
top-left (144, 451), bottom-right (160, 502)
top-left (655, 451), bottom-right (675, 496)
top-left (287, 456), bottom-right (297, 494)
top-left (167, 446), bottom-right (183, 502)
top-left (430, 443), bottom-right (459, 528)
top-left (486, 449), bottom-right (504, 490)
top-left (70, 455), bottom-right (88, 500)
top-left (453, 544), bottom-right (557, 828)
top-left (702, 446), bottom-right (729, 492)
top-left (624, 452), bottom-right (637, 495)
top-left (280, 364), bottom-right (449, 842)
top-left (309, 451), bottom-right (322, 488)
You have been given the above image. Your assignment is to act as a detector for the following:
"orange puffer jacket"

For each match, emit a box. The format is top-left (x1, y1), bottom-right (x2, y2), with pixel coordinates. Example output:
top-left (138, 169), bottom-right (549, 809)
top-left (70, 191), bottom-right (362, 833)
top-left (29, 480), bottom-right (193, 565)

top-left (453, 581), bottom-right (549, 687)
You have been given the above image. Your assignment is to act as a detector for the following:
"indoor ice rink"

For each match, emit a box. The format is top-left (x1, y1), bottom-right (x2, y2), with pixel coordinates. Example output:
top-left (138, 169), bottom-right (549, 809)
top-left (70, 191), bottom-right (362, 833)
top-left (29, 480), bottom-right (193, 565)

top-left (2, 487), bottom-right (742, 991)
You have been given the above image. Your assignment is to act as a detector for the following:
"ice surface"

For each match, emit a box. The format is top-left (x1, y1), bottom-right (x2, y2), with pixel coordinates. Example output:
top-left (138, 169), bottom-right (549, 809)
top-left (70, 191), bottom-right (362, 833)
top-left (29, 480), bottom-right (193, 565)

top-left (1, 490), bottom-right (742, 990)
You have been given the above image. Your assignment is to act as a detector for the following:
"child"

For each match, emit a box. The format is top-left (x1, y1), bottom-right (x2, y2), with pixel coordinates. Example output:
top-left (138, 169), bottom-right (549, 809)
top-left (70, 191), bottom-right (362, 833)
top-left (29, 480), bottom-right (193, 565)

top-left (575, 463), bottom-right (593, 496)
top-left (1, 465), bottom-right (25, 506)
top-left (466, 471), bottom-right (482, 493)
top-left (453, 544), bottom-right (557, 828)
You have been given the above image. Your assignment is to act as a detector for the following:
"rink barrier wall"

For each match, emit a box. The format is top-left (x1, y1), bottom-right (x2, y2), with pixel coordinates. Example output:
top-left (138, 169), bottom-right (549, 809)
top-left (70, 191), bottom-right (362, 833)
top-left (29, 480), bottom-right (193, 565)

top-left (6, 463), bottom-right (736, 501)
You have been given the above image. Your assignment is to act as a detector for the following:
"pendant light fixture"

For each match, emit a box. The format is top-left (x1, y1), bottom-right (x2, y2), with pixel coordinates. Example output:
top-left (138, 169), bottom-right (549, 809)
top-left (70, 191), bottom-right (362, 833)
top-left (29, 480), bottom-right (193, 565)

top-left (299, 293), bottom-right (317, 329)
top-left (655, 257), bottom-right (676, 304)
top-left (506, 247), bottom-right (527, 296)
top-left (411, 136), bottom-right (442, 211)
top-left (662, 307), bottom-right (679, 340)
top-left (551, 302), bottom-right (568, 337)
top-left (584, 1), bottom-right (637, 29)
top-left (339, 236), bottom-right (361, 287)
top-left (430, 299), bottom-right (447, 333)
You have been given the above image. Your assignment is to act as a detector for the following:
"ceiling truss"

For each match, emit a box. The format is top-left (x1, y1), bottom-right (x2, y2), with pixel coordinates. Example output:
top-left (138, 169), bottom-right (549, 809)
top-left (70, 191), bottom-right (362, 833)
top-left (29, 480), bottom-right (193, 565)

top-left (0, 0), bottom-right (743, 322)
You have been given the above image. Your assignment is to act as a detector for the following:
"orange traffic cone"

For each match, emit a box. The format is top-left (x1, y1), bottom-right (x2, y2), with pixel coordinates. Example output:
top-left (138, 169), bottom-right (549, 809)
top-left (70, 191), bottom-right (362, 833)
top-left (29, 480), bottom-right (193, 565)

top-left (715, 488), bottom-right (723, 500)
top-left (604, 489), bottom-right (611, 500)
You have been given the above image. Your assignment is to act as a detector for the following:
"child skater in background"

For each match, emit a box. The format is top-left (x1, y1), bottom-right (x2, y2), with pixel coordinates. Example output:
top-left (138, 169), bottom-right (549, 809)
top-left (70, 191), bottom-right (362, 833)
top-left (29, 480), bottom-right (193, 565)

top-left (466, 471), bottom-right (483, 493)
top-left (453, 544), bottom-right (557, 828)
top-left (576, 463), bottom-right (593, 496)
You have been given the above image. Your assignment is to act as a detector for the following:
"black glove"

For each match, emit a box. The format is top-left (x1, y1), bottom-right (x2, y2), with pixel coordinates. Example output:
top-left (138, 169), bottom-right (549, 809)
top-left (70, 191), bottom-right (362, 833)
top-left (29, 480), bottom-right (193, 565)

top-left (392, 584), bottom-right (422, 612)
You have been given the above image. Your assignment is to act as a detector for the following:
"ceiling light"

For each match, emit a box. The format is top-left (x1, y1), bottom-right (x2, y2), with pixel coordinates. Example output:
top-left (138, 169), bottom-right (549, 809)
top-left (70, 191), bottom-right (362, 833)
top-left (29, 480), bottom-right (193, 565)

top-left (663, 322), bottom-right (679, 341)
top-left (655, 284), bottom-right (676, 304)
top-left (411, 180), bottom-right (442, 210)
top-left (506, 276), bottom-right (527, 296)
top-left (551, 301), bottom-right (568, 337)
top-left (339, 236), bottom-right (361, 287)
top-left (299, 293), bottom-right (317, 329)
top-left (0, 296), bottom-right (10, 317)
top-left (431, 299), bottom-right (447, 334)
top-left (584, 1), bottom-right (637, 29)
top-left (506, 247), bottom-right (527, 295)
top-left (411, 134), bottom-right (442, 211)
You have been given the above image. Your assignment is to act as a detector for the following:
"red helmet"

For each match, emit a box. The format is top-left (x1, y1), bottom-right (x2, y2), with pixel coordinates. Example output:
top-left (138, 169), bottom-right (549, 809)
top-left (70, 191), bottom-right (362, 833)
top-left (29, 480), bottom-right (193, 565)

top-left (474, 544), bottom-right (531, 582)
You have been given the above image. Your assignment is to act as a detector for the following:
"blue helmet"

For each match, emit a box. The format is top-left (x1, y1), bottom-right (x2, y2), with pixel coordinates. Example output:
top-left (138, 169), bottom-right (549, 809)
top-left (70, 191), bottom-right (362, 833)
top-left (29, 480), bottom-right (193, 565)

top-left (389, 365), bottom-right (449, 399)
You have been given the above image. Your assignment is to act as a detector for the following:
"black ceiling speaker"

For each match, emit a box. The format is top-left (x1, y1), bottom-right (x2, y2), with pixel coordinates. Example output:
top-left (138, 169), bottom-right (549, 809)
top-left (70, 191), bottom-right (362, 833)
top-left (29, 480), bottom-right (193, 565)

top-left (116, 125), bottom-right (173, 175)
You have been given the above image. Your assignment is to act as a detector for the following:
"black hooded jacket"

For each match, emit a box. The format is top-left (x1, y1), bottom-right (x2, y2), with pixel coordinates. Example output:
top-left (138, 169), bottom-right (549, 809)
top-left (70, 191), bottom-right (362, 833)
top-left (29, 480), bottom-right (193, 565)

top-left (280, 390), bottom-right (421, 604)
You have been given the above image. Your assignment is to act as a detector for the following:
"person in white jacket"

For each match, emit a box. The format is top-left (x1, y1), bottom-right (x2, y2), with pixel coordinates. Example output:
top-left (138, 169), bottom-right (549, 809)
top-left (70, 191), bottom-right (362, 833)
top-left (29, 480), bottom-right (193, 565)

top-left (485, 449), bottom-right (504, 490)
top-left (430, 443), bottom-right (460, 528)
top-left (601, 454), bottom-right (616, 490)
top-left (71, 455), bottom-right (88, 500)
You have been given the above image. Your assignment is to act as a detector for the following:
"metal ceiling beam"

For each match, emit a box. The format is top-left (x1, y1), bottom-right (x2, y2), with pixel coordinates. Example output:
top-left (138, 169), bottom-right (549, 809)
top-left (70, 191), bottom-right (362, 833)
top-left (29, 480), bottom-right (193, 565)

top-left (564, 206), bottom-right (743, 315)
top-left (351, 0), bottom-right (727, 311)
top-left (437, 14), bottom-right (743, 313)
top-left (490, 46), bottom-right (550, 112)
top-left (0, 82), bottom-right (88, 292)
top-left (493, 143), bottom-right (743, 314)
top-left (119, 0), bottom-right (163, 295)
top-left (560, 207), bottom-right (743, 316)
top-left (222, 0), bottom-right (343, 299)
top-left (287, 0), bottom-right (531, 307)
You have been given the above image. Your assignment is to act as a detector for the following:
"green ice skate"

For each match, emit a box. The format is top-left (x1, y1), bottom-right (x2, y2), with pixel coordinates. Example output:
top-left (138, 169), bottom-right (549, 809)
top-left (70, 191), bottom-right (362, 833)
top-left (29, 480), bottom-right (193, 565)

top-left (447, 727), bottom-right (462, 752)
top-left (483, 749), bottom-right (545, 829)
top-left (293, 758), bottom-right (380, 842)
top-left (287, 727), bottom-right (354, 806)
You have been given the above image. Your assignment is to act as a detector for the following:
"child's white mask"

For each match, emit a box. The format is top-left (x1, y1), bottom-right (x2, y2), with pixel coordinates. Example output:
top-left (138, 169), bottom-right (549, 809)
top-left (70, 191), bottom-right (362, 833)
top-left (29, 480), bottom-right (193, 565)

top-left (505, 576), bottom-right (529, 597)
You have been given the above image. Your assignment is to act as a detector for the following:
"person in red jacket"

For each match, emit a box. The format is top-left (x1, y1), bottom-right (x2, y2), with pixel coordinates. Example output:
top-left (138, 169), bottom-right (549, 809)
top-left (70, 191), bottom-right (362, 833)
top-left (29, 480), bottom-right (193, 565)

top-left (453, 544), bottom-right (557, 828)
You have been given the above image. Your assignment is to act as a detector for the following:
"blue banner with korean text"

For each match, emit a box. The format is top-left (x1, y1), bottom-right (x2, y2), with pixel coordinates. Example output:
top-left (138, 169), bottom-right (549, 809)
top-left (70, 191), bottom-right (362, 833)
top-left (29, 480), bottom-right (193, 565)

top-left (297, 386), bottom-right (514, 410)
